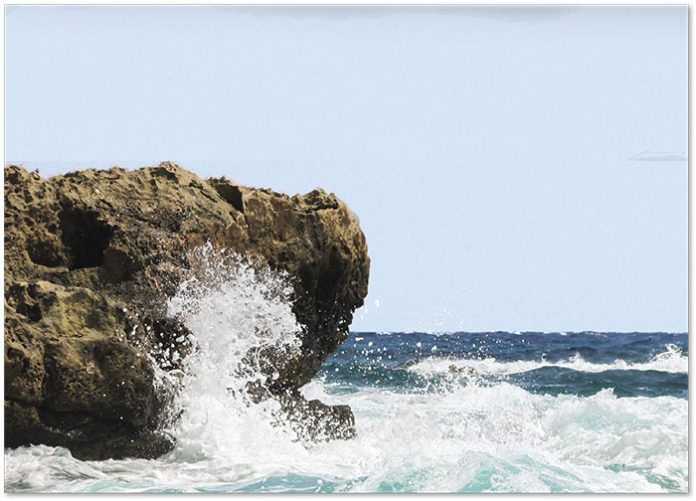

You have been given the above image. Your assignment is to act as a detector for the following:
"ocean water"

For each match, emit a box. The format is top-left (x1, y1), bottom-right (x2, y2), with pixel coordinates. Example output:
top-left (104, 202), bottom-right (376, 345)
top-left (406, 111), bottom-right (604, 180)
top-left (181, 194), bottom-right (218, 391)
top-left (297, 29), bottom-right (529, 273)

top-left (4, 252), bottom-right (689, 493)
top-left (5, 331), bottom-right (688, 493)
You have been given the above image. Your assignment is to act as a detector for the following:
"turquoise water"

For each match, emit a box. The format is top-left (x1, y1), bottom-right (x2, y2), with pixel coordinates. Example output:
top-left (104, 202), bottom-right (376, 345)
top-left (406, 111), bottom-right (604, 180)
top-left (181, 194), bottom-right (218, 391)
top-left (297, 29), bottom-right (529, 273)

top-left (5, 331), bottom-right (688, 493)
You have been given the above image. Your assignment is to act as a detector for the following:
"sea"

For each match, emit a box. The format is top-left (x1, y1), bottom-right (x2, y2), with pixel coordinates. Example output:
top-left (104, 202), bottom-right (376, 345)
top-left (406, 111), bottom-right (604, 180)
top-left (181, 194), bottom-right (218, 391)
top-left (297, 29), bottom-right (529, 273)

top-left (3, 252), bottom-right (689, 493)
top-left (4, 331), bottom-right (688, 493)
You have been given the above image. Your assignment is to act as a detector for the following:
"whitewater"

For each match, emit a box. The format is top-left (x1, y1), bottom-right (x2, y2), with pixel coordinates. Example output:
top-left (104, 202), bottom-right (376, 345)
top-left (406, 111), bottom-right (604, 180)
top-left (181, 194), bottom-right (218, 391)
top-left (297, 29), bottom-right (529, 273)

top-left (4, 252), bottom-right (688, 493)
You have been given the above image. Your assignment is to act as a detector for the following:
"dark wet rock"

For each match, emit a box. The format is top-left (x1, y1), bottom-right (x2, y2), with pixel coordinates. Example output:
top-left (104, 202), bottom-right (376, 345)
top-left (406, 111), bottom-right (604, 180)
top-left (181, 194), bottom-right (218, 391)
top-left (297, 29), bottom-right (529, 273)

top-left (278, 392), bottom-right (356, 442)
top-left (4, 162), bottom-right (370, 460)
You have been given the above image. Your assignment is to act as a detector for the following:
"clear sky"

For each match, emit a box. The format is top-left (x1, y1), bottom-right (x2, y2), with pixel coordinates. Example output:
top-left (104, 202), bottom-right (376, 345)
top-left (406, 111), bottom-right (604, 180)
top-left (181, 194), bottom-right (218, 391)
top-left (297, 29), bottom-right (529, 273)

top-left (5, 6), bottom-right (688, 332)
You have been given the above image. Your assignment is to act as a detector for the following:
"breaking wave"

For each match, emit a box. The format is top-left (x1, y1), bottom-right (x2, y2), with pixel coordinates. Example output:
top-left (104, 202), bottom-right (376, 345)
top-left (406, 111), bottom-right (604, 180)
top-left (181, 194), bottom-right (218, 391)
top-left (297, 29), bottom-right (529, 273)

top-left (409, 344), bottom-right (687, 377)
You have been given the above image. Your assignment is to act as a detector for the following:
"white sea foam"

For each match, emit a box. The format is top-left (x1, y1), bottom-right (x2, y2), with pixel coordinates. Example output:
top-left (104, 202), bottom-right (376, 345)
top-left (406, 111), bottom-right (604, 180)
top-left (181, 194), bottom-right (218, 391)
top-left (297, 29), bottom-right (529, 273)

top-left (5, 382), bottom-right (687, 493)
top-left (408, 344), bottom-right (687, 378)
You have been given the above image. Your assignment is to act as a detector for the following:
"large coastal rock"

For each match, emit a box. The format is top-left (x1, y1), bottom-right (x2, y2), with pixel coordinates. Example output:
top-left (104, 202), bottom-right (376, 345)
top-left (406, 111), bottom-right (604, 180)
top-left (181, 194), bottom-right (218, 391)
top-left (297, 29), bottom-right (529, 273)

top-left (4, 162), bottom-right (370, 459)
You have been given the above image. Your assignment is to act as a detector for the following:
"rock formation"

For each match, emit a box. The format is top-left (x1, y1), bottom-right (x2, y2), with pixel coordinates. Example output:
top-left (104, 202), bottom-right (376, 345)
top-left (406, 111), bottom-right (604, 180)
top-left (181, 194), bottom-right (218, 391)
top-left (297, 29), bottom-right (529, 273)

top-left (4, 162), bottom-right (370, 460)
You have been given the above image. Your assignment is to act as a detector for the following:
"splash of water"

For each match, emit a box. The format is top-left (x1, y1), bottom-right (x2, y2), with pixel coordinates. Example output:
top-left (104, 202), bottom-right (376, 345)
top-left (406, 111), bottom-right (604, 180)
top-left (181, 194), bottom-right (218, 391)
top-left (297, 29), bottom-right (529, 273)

top-left (161, 244), bottom-right (306, 461)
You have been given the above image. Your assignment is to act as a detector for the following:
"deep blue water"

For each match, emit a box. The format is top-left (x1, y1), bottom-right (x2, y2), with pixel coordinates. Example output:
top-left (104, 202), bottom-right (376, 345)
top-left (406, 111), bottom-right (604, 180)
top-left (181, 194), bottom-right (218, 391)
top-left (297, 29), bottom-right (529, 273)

top-left (318, 331), bottom-right (688, 399)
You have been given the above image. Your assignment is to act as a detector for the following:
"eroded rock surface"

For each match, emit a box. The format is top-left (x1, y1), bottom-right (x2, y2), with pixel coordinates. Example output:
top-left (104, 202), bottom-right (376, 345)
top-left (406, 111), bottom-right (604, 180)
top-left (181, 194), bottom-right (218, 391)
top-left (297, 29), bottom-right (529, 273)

top-left (4, 162), bottom-right (370, 459)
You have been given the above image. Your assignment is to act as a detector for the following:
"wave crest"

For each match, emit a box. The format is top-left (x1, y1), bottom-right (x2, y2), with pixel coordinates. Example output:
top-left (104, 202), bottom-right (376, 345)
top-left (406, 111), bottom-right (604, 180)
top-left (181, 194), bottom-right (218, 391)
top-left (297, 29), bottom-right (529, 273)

top-left (408, 344), bottom-right (687, 378)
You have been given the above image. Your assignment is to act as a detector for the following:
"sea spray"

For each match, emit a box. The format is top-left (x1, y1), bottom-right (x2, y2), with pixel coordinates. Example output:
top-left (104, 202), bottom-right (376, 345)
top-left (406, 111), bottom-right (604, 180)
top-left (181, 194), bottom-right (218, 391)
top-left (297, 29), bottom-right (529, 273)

top-left (161, 244), bottom-right (306, 460)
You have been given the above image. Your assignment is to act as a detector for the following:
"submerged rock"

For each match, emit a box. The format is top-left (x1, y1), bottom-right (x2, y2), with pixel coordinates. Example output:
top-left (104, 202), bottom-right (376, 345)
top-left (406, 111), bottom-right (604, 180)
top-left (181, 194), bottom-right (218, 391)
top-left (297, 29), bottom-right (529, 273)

top-left (4, 162), bottom-right (370, 460)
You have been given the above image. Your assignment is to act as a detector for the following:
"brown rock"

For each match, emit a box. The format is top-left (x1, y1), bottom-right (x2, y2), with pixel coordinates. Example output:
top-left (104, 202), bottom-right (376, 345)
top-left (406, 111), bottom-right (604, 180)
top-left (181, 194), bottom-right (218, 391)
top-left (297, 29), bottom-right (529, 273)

top-left (4, 162), bottom-right (370, 460)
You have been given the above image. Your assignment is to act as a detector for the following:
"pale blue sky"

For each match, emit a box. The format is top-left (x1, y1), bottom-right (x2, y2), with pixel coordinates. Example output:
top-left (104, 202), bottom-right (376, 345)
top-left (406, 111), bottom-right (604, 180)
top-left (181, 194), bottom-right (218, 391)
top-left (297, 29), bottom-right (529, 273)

top-left (5, 6), bottom-right (687, 332)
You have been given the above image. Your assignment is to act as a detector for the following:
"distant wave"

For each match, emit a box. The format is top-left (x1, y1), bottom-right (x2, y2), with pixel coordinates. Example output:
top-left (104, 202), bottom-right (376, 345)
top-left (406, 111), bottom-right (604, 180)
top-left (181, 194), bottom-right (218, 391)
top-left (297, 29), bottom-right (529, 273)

top-left (409, 345), bottom-right (687, 377)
